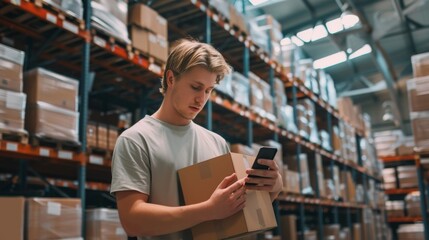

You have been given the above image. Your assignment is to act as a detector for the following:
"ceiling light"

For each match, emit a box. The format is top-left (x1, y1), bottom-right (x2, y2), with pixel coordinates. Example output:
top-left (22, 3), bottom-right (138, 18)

top-left (311, 25), bottom-right (328, 41)
top-left (249, 0), bottom-right (269, 5)
top-left (313, 51), bottom-right (347, 69)
top-left (296, 28), bottom-right (313, 42)
top-left (347, 48), bottom-right (352, 54)
top-left (326, 17), bottom-right (344, 34)
top-left (341, 12), bottom-right (360, 29)
top-left (281, 37), bottom-right (292, 45)
top-left (349, 44), bottom-right (372, 59)
top-left (291, 36), bottom-right (304, 46)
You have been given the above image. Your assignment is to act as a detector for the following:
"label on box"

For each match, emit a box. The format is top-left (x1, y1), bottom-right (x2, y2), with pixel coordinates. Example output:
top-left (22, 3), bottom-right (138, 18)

top-left (157, 16), bottom-right (167, 26)
top-left (93, 36), bottom-right (106, 48)
top-left (11, 0), bottom-right (20, 5)
top-left (213, 14), bottom-right (219, 22)
top-left (6, 92), bottom-right (25, 110)
top-left (46, 13), bottom-right (57, 24)
top-left (89, 155), bottom-right (103, 165)
top-left (47, 202), bottom-right (61, 216)
top-left (63, 21), bottom-right (78, 34)
top-left (224, 23), bottom-right (230, 31)
top-left (58, 150), bottom-right (73, 160)
top-left (39, 148), bottom-right (50, 157)
top-left (6, 142), bottom-right (18, 152)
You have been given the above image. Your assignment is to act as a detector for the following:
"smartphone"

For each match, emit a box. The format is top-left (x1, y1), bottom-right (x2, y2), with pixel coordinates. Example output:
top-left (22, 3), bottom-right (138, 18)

top-left (246, 147), bottom-right (278, 185)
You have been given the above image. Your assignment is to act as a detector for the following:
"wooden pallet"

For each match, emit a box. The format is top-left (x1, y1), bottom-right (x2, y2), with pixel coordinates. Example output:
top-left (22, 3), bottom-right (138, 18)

top-left (0, 129), bottom-right (29, 144)
top-left (30, 136), bottom-right (81, 151)
top-left (32, 0), bottom-right (85, 29)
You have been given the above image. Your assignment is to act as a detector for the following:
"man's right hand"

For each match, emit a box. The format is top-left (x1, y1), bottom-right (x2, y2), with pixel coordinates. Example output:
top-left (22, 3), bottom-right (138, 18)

top-left (205, 173), bottom-right (246, 220)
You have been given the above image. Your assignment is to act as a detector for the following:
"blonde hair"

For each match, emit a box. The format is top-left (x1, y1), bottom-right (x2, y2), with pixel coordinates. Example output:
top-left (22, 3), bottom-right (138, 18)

top-left (160, 39), bottom-right (231, 95)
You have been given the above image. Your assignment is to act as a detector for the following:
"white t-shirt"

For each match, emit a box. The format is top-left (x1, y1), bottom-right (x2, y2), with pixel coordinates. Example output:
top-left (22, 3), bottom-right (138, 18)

top-left (111, 115), bottom-right (229, 240)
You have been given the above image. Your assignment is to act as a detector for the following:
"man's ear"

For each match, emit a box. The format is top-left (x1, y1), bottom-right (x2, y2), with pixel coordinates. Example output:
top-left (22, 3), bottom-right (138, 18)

top-left (166, 70), bottom-right (175, 88)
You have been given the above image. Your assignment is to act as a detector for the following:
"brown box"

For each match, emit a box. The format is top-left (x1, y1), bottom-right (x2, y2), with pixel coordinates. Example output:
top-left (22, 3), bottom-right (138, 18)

top-left (86, 208), bottom-right (127, 240)
top-left (396, 145), bottom-right (414, 156)
top-left (407, 77), bottom-right (429, 112)
top-left (87, 122), bottom-right (97, 148)
top-left (108, 126), bottom-right (118, 151)
top-left (412, 52), bottom-right (429, 77)
top-left (411, 111), bottom-right (429, 148)
top-left (0, 43), bottom-right (24, 92)
top-left (26, 102), bottom-right (79, 143)
top-left (289, 153), bottom-right (312, 194)
top-left (153, 14), bottom-right (168, 38)
top-left (24, 68), bottom-right (78, 111)
top-left (229, 5), bottom-right (248, 34)
top-left (397, 224), bottom-right (424, 240)
top-left (310, 153), bottom-right (326, 197)
top-left (0, 89), bottom-right (26, 132)
top-left (98, 124), bottom-right (108, 149)
top-left (324, 224), bottom-right (340, 240)
top-left (353, 224), bottom-right (361, 240)
top-left (280, 215), bottom-right (297, 240)
top-left (178, 153), bottom-right (277, 240)
top-left (129, 3), bottom-right (158, 30)
top-left (148, 33), bottom-right (168, 62)
top-left (0, 197), bottom-right (25, 240)
top-left (230, 143), bottom-right (255, 156)
top-left (386, 201), bottom-right (405, 217)
top-left (27, 198), bottom-right (81, 240)
top-left (130, 25), bottom-right (149, 53)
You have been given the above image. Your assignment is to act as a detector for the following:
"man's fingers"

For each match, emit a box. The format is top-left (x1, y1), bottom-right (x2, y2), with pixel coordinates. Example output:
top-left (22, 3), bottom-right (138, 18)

top-left (246, 169), bottom-right (277, 178)
top-left (255, 159), bottom-right (278, 170)
top-left (218, 173), bottom-right (237, 189)
top-left (226, 179), bottom-right (245, 194)
top-left (245, 177), bottom-right (276, 186)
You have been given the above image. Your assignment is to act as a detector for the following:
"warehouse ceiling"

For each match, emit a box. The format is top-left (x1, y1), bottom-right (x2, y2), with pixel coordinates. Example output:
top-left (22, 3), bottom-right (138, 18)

top-left (241, 0), bottom-right (429, 132)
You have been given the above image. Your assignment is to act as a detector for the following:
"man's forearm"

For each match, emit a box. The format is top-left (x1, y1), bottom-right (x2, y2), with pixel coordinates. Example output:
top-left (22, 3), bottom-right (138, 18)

top-left (121, 199), bottom-right (212, 237)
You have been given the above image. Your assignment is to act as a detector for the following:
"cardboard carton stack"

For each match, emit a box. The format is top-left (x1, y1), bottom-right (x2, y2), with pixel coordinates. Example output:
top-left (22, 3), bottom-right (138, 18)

top-left (27, 198), bottom-right (81, 240)
top-left (129, 3), bottom-right (168, 62)
top-left (280, 215), bottom-right (297, 240)
top-left (398, 165), bottom-right (418, 188)
top-left (374, 130), bottom-right (403, 156)
top-left (86, 208), bottom-right (127, 240)
top-left (339, 121), bottom-right (357, 162)
top-left (397, 223), bottom-right (424, 240)
top-left (412, 52), bottom-right (429, 78)
top-left (289, 153), bottom-right (313, 195)
top-left (309, 153), bottom-right (326, 197)
top-left (24, 68), bottom-right (79, 143)
top-left (0, 43), bottom-right (27, 134)
top-left (405, 191), bottom-right (422, 217)
top-left (282, 165), bottom-right (300, 194)
top-left (248, 14), bottom-right (282, 60)
top-left (87, 123), bottom-right (119, 151)
top-left (40, 0), bottom-right (83, 19)
top-left (91, 0), bottom-right (130, 43)
top-left (407, 75), bottom-right (429, 150)
top-left (216, 72), bottom-right (234, 98)
top-left (0, 197), bottom-right (25, 240)
top-left (386, 200), bottom-right (405, 217)
top-left (382, 168), bottom-right (396, 190)
top-left (231, 71), bottom-right (250, 107)
top-left (297, 99), bottom-right (319, 144)
top-left (249, 72), bottom-right (275, 121)
top-left (178, 153), bottom-right (277, 239)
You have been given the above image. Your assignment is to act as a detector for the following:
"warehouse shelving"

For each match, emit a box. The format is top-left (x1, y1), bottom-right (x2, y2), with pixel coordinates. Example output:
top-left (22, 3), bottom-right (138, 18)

top-left (0, 0), bottom-right (386, 239)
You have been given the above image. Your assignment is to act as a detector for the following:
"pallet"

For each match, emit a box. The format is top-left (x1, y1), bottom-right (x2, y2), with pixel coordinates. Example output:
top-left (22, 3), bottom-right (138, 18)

top-left (31, 0), bottom-right (85, 30)
top-left (0, 129), bottom-right (29, 144)
top-left (30, 136), bottom-right (81, 151)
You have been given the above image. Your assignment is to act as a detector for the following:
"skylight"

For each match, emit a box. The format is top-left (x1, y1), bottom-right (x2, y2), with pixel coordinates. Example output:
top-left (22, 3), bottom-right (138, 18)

top-left (313, 51), bottom-right (347, 69)
top-left (296, 28), bottom-right (313, 42)
top-left (349, 44), bottom-right (372, 59)
top-left (249, 0), bottom-right (269, 5)
top-left (311, 25), bottom-right (328, 41)
top-left (326, 18), bottom-right (344, 34)
top-left (342, 13), bottom-right (360, 29)
top-left (280, 37), bottom-right (292, 45)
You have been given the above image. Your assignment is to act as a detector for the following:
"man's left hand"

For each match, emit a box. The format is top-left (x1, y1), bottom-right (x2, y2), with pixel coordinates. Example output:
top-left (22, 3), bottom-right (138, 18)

top-left (244, 159), bottom-right (283, 193)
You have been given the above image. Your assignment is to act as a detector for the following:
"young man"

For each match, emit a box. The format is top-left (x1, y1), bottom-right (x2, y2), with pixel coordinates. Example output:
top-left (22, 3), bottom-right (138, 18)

top-left (111, 39), bottom-right (283, 239)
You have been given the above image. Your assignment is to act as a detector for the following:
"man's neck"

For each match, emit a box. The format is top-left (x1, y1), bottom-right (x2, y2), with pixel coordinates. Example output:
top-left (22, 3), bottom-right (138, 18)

top-left (152, 101), bottom-right (191, 126)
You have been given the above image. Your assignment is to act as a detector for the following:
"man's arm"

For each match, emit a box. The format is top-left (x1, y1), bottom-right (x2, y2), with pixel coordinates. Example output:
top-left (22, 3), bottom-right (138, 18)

top-left (116, 173), bottom-right (246, 237)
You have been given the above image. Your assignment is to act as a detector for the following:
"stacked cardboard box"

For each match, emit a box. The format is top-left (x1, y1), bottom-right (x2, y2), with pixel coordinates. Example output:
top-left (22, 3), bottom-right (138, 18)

top-left (332, 126), bottom-right (342, 156)
top-left (24, 68), bottom-right (79, 143)
top-left (326, 74), bottom-right (338, 108)
top-left (337, 97), bottom-right (364, 131)
top-left (40, 0), bottom-right (83, 19)
top-left (297, 99), bottom-right (319, 144)
top-left (229, 5), bottom-right (248, 35)
top-left (231, 72), bottom-right (250, 107)
top-left (0, 43), bottom-right (27, 133)
top-left (87, 122), bottom-right (97, 148)
top-left (309, 153), bottom-right (326, 197)
top-left (216, 72), bottom-right (233, 97)
top-left (87, 123), bottom-right (119, 151)
top-left (340, 171), bottom-right (356, 202)
top-left (302, 230), bottom-right (317, 240)
top-left (386, 201), bottom-right (405, 217)
top-left (208, 0), bottom-right (230, 19)
top-left (129, 3), bottom-right (168, 62)
top-left (277, 105), bottom-right (298, 134)
top-left (407, 76), bottom-right (429, 149)
top-left (282, 166), bottom-right (300, 194)
top-left (339, 121), bottom-right (357, 162)
top-left (353, 224), bottom-right (362, 240)
top-left (92, 0), bottom-right (129, 43)
top-left (324, 224), bottom-right (340, 240)
top-left (86, 208), bottom-right (127, 240)
top-left (27, 198), bottom-right (81, 240)
top-left (0, 197), bottom-right (25, 240)
top-left (248, 73), bottom-right (276, 121)
top-left (405, 191), bottom-right (422, 217)
top-left (230, 143), bottom-right (255, 156)
top-left (178, 153), bottom-right (277, 239)
top-left (289, 153), bottom-right (313, 195)
top-left (320, 130), bottom-right (332, 151)
top-left (374, 130), bottom-right (403, 156)
top-left (382, 168), bottom-right (396, 190)
top-left (397, 223), bottom-right (424, 240)
top-left (398, 165), bottom-right (418, 188)
top-left (412, 52), bottom-right (429, 78)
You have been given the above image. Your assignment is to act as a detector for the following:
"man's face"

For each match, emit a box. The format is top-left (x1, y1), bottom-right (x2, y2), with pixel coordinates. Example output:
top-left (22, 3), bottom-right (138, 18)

top-left (167, 67), bottom-right (217, 123)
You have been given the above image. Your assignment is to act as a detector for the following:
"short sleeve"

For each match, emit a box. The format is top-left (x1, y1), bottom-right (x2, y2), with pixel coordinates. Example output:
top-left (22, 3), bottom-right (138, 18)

top-left (110, 136), bottom-right (151, 195)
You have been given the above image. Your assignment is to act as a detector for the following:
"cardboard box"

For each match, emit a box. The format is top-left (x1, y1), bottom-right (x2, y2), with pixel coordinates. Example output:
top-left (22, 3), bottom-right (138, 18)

top-left (27, 198), bottom-right (81, 240)
top-left (411, 111), bottom-right (429, 148)
top-left (412, 52), bottom-right (429, 77)
top-left (98, 124), bottom-right (108, 149)
top-left (324, 224), bottom-right (340, 240)
top-left (0, 44), bottom-right (25, 92)
top-left (0, 197), bottom-right (25, 240)
top-left (386, 201), bottom-right (405, 217)
top-left (130, 25), bottom-right (149, 53)
top-left (24, 68), bottom-right (78, 111)
top-left (353, 224), bottom-right (361, 240)
top-left (280, 215), bottom-right (297, 240)
top-left (230, 144), bottom-right (255, 156)
top-left (26, 101), bottom-right (79, 143)
top-left (148, 33), bottom-right (168, 62)
top-left (0, 89), bottom-right (26, 131)
top-left (42, 0), bottom-right (83, 19)
top-left (229, 5), bottom-right (248, 34)
top-left (178, 153), bottom-right (277, 240)
top-left (153, 14), bottom-right (168, 38)
top-left (310, 154), bottom-right (326, 197)
top-left (86, 208), bottom-right (127, 240)
top-left (289, 154), bottom-right (312, 195)
top-left (129, 3), bottom-right (158, 31)
top-left (397, 223), bottom-right (424, 240)
top-left (303, 230), bottom-right (317, 240)
top-left (407, 77), bottom-right (429, 112)
top-left (87, 122), bottom-right (97, 148)
top-left (93, 0), bottom-right (127, 25)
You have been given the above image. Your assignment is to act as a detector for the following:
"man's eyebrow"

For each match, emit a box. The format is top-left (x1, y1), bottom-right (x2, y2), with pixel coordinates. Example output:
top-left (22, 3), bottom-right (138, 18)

top-left (192, 81), bottom-right (215, 88)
